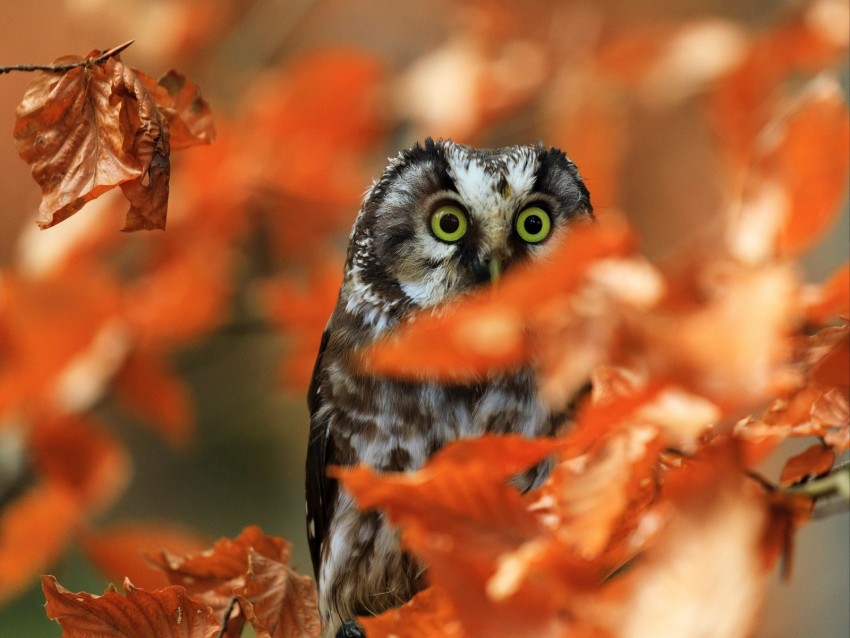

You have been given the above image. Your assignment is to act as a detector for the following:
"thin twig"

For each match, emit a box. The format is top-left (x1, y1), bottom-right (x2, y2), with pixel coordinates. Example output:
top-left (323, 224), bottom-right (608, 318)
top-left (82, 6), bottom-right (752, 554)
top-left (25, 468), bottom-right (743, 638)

top-left (216, 596), bottom-right (240, 638)
top-left (0, 40), bottom-right (134, 75)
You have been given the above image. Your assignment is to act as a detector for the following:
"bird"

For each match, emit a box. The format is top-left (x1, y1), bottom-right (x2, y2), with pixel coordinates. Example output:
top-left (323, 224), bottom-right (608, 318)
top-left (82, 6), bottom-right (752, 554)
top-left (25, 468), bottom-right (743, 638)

top-left (306, 138), bottom-right (593, 637)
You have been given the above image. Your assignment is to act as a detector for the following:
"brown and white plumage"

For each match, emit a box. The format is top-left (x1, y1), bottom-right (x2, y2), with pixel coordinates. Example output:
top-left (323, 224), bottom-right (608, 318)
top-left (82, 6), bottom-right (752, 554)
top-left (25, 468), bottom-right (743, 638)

top-left (306, 139), bottom-right (592, 636)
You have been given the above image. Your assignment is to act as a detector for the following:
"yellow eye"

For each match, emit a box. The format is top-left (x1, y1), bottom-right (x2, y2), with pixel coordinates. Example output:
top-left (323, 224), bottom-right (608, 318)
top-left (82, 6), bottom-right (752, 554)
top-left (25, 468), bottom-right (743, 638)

top-left (516, 206), bottom-right (551, 243)
top-left (430, 205), bottom-right (468, 242)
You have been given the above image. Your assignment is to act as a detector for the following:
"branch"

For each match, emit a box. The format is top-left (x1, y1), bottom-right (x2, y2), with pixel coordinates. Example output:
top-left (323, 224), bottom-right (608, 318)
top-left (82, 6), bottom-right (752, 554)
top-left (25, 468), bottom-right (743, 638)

top-left (0, 40), bottom-right (134, 75)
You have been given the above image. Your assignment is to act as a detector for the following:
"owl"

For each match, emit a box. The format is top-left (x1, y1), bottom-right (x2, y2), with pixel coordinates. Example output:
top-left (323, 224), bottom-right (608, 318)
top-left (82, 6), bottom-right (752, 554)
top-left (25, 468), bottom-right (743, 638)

top-left (306, 138), bottom-right (593, 637)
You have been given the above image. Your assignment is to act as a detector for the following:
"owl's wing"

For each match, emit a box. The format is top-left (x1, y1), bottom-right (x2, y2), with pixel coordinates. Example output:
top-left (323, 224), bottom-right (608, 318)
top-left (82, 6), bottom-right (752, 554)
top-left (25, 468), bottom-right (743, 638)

top-left (306, 326), bottom-right (335, 583)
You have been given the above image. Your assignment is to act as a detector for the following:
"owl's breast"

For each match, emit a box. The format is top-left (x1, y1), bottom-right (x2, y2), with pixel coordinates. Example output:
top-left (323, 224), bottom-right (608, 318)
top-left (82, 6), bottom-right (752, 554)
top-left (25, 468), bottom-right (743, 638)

top-left (324, 355), bottom-right (553, 474)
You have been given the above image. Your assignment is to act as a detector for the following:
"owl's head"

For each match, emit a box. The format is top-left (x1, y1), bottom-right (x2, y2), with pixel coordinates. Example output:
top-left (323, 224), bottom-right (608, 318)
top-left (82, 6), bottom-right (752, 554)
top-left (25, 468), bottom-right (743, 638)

top-left (342, 139), bottom-right (592, 327)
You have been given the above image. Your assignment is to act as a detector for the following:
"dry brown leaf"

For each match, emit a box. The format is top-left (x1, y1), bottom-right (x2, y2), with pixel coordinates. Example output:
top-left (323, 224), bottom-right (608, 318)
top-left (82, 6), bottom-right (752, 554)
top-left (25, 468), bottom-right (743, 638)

top-left (14, 52), bottom-right (145, 229)
top-left (137, 69), bottom-right (216, 149)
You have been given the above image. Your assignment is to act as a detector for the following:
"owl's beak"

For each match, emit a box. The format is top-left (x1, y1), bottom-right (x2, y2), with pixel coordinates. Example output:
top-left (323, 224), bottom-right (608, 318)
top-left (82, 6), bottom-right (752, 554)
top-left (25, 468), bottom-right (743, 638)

top-left (488, 257), bottom-right (502, 284)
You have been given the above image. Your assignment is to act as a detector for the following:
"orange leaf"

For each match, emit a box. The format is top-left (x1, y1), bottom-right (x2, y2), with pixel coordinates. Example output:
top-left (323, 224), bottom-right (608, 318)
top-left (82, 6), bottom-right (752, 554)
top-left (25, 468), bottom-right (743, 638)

top-left (29, 415), bottom-right (130, 512)
top-left (113, 350), bottom-right (194, 446)
top-left (360, 587), bottom-right (466, 638)
top-left (234, 549), bottom-right (321, 638)
top-left (585, 445), bottom-right (773, 637)
top-left (124, 238), bottom-right (231, 345)
top-left (80, 523), bottom-right (211, 591)
top-left (0, 486), bottom-right (81, 602)
top-left (363, 217), bottom-right (634, 380)
top-left (0, 260), bottom-right (125, 416)
top-left (771, 79), bottom-right (850, 255)
top-left (148, 525), bottom-right (291, 629)
top-left (805, 262), bottom-right (850, 325)
top-left (336, 436), bottom-right (573, 638)
top-left (780, 444), bottom-right (836, 487)
top-left (43, 575), bottom-right (219, 638)
top-left (264, 267), bottom-right (343, 391)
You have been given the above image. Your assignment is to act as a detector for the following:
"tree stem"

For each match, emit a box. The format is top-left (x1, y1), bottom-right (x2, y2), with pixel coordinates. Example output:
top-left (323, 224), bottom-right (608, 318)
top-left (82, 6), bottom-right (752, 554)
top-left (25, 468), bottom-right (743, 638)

top-left (0, 40), bottom-right (134, 75)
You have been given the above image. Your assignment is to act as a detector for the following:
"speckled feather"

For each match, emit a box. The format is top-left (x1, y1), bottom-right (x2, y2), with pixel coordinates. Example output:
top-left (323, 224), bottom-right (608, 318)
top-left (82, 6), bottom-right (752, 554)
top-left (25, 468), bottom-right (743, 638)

top-left (306, 139), bottom-right (592, 636)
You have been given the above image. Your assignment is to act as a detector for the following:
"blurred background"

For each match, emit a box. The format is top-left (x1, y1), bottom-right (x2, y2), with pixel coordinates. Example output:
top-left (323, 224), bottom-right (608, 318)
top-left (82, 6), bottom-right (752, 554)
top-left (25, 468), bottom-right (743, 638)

top-left (0, 0), bottom-right (847, 635)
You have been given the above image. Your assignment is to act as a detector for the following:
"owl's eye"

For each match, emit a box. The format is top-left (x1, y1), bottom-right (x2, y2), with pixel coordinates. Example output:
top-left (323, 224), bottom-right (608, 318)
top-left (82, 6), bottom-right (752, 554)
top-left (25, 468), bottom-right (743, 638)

top-left (515, 206), bottom-right (551, 243)
top-left (430, 205), bottom-right (468, 242)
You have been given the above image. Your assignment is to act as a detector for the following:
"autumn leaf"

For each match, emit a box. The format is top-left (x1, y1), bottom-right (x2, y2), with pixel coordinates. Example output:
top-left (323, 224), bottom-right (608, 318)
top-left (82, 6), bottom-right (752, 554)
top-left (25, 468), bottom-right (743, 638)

top-left (29, 414), bottom-right (130, 512)
top-left (113, 350), bottom-right (195, 446)
top-left (43, 575), bottom-right (220, 638)
top-left (360, 587), bottom-right (466, 638)
top-left (0, 262), bottom-right (125, 416)
top-left (780, 444), bottom-right (835, 487)
top-left (335, 436), bottom-right (582, 638)
top-left (804, 262), bottom-right (850, 325)
top-left (148, 526), bottom-right (320, 638)
top-left (264, 267), bottom-right (343, 391)
top-left (0, 486), bottom-right (80, 603)
top-left (81, 523), bottom-right (211, 591)
top-left (13, 46), bottom-right (213, 231)
top-left (767, 78), bottom-right (850, 256)
top-left (234, 549), bottom-right (321, 638)
top-left (14, 51), bottom-right (146, 229)
top-left (137, 69), bottom-right (216, 150)
top-left (362, 216), bottom-right (634, 381)
top-left (582, 446), bottom-right (775, 638)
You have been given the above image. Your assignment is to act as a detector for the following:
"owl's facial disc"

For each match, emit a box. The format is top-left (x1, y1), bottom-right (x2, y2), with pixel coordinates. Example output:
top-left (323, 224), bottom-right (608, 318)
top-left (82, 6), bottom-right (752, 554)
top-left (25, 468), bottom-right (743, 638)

top-left (346, 139), bottom-right (592, 320)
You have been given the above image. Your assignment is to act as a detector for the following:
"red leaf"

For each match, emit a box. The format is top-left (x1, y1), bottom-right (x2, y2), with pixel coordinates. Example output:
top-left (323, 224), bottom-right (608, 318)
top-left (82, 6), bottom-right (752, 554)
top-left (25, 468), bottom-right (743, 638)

top-left (43, 575), bottom-right (219, 638)
top-left (111, 59), bottom-right (172, 231)
top-left (0, 265), bottom-right (125, 416)
top-left (586, 445), bottom-right (774, 637)
top-left (148, 527), bottom-right (319, 638)
top-left (780, 444), bottom-right (836, 487)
